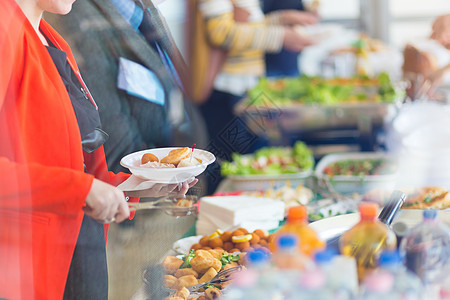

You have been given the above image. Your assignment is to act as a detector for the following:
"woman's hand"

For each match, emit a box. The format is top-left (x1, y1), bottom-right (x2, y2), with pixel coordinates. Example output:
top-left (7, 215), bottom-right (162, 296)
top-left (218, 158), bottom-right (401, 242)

top-left (84, 178), bottom-right (130, 223)
top-left (279, 10), bottom-right (319, 26)
top-left (282, 27), bottom-right (316, 52)
top-left (431, 14), bottom-right (450, 49)
top-left (125, 178), bottom-right (199, 198)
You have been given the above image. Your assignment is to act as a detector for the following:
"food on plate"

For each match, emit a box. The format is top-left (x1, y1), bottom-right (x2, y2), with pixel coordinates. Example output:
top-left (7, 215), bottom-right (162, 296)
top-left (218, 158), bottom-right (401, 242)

top-left (191, 228), bottom-right (273, 253)
top-left (172, 287), bottom-right (190, 299)
top-left (363, 186), bottom-right (450, 210)
top-left (174, 268), bottom-right (198, 278)
top-left (177, 157), bottom-right (201, 168)
top-left (161, 147), bottom-right (191, 165)
top-left (141, 161), bottom-right (176, 168)
top-left (176, 275), bottom-right (198, 289)
top-left (205, 286), bottom-right (222, 299)
top-left (162, 256), bottom-right (184, 274)
top-left (175, 198), bottom-right (194, 208)
top-left (199, 267), bottom-right (218, 283)
top-left (322, 157), bottom-right (397, 177)
top-left (164, 275), bottom-right (178, 289)
top-left (246, 72), bottom-right (398, 107)
top-left (221, 141), bottom-right (314, 176)
top-left (190, 250), bottom-right (222, 274)
top-left (141, 152), bottom-right (159, 164)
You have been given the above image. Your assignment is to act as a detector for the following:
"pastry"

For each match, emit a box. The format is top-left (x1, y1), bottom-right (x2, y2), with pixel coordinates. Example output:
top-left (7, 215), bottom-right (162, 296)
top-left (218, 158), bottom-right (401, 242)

top-left (161, 147), bottom-right (191, 166)
top-left (141, 152), bottom-right (159, 164)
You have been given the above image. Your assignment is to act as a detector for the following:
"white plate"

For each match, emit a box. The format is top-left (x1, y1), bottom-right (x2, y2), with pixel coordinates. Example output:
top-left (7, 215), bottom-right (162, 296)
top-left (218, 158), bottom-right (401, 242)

top-left (120, 148), bottom-right (215, 182)
top-left (309, 209), bottom-right (450, 241)
top-left (171, 235), bottom-right (203, 255)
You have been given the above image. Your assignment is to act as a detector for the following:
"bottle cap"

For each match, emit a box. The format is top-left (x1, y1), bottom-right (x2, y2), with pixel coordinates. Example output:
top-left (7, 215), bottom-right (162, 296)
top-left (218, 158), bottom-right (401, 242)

top-left (287, 206), bottom-right (307, 222)
top-left (378, 250), bottom-right (402, 266)
top-left (277, 234), bottom-right (298, 249)
top-left (423, 209), bottom-right (438, 220)
top-left (314, 249), bottom-right (337, 264)
top-left (246, 249), bottom-right (270, 265)
top-left (359, 202), bottom-right (379, 219)
top-left (364, 271), bottom-right (394, 293)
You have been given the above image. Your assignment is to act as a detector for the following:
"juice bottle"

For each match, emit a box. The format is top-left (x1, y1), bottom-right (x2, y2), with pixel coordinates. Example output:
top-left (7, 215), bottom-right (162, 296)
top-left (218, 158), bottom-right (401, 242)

top-left (272, 206), bottom-right (325, 256)
top-left (339, 202), bottom-right (397, 282)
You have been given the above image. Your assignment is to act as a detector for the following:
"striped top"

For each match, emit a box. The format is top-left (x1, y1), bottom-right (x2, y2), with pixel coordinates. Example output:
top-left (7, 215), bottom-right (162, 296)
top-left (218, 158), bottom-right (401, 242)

top-left (199, 0), bottom-right (285, 95)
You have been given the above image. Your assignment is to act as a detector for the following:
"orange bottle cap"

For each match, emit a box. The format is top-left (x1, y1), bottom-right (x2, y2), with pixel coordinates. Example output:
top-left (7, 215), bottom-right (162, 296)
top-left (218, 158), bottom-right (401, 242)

top-left (359, 202), bottom-right (379, 219)
top-left (287, 205), bottom-right (307, 222)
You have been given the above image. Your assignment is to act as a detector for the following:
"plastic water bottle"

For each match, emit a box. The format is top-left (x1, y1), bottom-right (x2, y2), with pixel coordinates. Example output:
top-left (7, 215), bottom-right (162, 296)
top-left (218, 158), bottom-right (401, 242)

top-left (287, 268), bottom-right (334, 300)
top-left (272, 234), bottom-right (314, 270)
top-left (377, 250), bottom-right (423, 299)
top-left (399, 210), bottom-right (450, 286)
top-left (359, 270), bottom-right (398, 300)
top-left (339, 202), bottom-right (397, 281)
top-left (221, 268), bottom-right (259, 300)
top-left (315, 250), bottom-right (354, 300)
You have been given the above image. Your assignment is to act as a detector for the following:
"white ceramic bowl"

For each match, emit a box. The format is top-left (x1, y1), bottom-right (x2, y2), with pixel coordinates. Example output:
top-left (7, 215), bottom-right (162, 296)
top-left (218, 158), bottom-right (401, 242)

top-left (120, 148), bottom-right (215, 182)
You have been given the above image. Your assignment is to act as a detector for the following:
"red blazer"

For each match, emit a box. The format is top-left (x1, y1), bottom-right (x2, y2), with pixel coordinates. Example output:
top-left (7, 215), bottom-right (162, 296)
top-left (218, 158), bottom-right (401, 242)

top-left (0, 1), bottom-right (132, 299)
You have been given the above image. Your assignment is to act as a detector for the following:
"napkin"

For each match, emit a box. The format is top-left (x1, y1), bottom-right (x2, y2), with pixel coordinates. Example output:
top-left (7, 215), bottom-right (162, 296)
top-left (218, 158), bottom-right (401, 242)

top-left (196, 196), bottom-right (285, 236)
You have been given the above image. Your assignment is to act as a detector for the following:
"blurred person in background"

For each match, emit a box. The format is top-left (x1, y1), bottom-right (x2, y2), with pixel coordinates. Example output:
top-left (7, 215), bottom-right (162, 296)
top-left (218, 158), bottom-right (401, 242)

top-left (0, 0), bottom-right (196, 298)
top-left (189, 0), bottom-right (317, 194)
top-left (46, 0), bottom-right (208, 175)
top-left (262, 0), bottom-right (319, 77)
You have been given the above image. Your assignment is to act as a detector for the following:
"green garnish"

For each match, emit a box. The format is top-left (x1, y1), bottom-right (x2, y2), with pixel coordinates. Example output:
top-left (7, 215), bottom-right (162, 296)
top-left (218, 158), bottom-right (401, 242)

top-left (179, 249), bottom-right (196, 269)
top-left (220, 252), bottom-right (240, 267)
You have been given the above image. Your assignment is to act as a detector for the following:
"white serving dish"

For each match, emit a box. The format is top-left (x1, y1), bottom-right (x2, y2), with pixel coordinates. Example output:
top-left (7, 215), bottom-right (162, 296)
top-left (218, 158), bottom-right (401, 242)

top-left (120, 148), bottom-right (215, 182)
top-left (315, 152), bottom-right (398, 195)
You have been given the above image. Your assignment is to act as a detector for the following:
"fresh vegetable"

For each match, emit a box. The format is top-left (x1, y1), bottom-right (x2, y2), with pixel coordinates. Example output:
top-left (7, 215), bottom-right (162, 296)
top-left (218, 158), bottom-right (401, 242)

top-left (221, 141), bottom-right (314, 176)
top-left (219, 253), bottom-right (240, 267)
top-left (179, 249), bottom-right (196, 269)
top-left (322, 158), bottom-right (396, 177)
top-left (246, 73), bottom-right (400, 107)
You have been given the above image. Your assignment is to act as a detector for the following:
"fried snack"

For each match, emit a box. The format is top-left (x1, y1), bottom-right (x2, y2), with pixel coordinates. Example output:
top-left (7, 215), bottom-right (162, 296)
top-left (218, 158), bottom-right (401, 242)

top-left (404, 186), bottom-right (450, 209)
top-left (220, 231), bottom-right (232, 242)
top-left (174, 268), bottom-right (198, 279)
top-left (234, 241), bottom-right (250, 251)
top-left (141, 152), bottom-right (159, 164)
top-left (191, 250), bottom-right (222, 274)
top-left (222, 262), bottom-right (238, 270)
top-left (253, 229), bottom-right (269, 239)
top-left (161, 147), bottom-right (191, 166)
top-left (164, 275), bottom-right (178, 289)
top-left (199, 267), bottom-right (218, 283)
top-left (205, 286), bottom-right (222, 300)
top-left (223, 242), bottom-right (233, 252)
top-left (162, 256), bottom-right (184, 274)
top-left (172, 287), bottom-right (190, 299)
top-left (199, 236), bottom-right (209, 247)
top-left (176, 275), bottom-right (198, 289)
top-left (197, 297), bottom-right (207, 300)
top-left (208, 238), bottom-right (223, 249)
top-left (207, 249), bottom-right (224, 260)
top-left (231, 229), bottom-right (245, 237)
top-left (250, 233), bottom-right (260, 245)
top-left (175, 198), bottom-right (193, 208)
top-left (165, 297), bottom-right (184, 300)
top-left (190, 243), bottom-right (202, 251)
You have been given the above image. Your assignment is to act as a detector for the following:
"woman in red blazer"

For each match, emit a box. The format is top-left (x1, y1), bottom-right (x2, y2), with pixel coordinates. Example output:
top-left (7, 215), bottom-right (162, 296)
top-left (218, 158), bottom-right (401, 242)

top-left (0, 0), bottom-right (196, 299)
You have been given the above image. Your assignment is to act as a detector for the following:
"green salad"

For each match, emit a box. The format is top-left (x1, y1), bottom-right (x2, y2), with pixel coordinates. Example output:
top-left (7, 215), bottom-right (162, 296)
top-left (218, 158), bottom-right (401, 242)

top-left (247, 73), bottom-right (399, 107)
top-left (221, 141), bottom-right (314, 176)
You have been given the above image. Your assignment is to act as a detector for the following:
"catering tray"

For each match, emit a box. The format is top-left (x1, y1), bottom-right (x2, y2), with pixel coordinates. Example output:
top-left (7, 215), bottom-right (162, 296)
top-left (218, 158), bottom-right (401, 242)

top-left (315, 152), bottom-right (398, 195)
top-left (235, 101), bottom-right (399, 135)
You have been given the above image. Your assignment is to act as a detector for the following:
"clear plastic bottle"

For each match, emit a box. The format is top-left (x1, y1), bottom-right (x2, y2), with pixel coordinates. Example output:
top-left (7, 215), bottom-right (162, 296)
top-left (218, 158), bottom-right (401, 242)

top-left (272, 206), bottom-right (325, 256)
top-left (339, 202), bottom-right (397, 282)
top-left (377, 250), bottom-right (423, 299)
top-left (315, 250), bottom-right (354, 300)
top-left (399, 209), bottom-right (450, 286)
top-left (359, 270), bottom-right (399, 300)
top-left (287, 268), bottom-right (334, 300)
top-left (272, 234), bottom-right (314, 270)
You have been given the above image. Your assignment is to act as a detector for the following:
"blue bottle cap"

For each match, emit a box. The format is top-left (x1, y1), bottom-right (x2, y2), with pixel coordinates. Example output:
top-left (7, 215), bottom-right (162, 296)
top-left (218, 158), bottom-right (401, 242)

top-left (277, 234), bottom-right (298, 249)
top-left (247, 249), bottom-right (270, 264)
top-left (423, 209), bottom-right (438, 220)
top-left (314, 249), bottom-right (337, 264)
top-left (378, 250), bottom-right (402, 266)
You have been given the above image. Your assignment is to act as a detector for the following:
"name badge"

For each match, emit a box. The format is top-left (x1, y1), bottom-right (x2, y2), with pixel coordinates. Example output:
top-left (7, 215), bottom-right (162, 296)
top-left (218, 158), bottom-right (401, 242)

top-left (117, 57), bottom-right (165, 106)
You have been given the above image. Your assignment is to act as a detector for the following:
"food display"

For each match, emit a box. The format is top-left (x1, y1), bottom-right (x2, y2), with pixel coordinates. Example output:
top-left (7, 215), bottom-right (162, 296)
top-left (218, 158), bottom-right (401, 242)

top-left (190, 228), bottom-right (274, 254)
top-left (246, 73), bottom-right (398, 108)
top-left (221, 142), bottom-right (314, 176)
top-left (322, 157), bottom-right (397, 177)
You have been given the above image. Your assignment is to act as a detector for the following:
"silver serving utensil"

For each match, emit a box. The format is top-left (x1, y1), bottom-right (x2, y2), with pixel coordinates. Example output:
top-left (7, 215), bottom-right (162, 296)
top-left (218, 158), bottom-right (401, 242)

top-left (128, 195), bottom-right (199, 217)
top-left (187, 266), bottom-right (243, 292)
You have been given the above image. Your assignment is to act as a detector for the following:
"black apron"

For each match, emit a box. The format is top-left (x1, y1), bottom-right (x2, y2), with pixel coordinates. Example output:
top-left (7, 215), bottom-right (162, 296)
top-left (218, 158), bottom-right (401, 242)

top-left (45, 43), bottom-right (109, 300)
